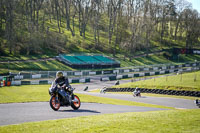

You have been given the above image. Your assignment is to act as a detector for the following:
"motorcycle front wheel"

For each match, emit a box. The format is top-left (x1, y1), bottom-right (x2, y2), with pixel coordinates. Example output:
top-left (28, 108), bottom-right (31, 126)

top-left (71, 95), bottom-right (81, 110)
top-left (50, 96), bottom-right (61, 111)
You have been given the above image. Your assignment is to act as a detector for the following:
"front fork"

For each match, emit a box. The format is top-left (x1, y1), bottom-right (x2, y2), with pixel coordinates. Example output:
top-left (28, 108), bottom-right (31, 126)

top-left (71, 95), bottom-right (79, 103)
top-left (55, 94), bottom-right (59, 103)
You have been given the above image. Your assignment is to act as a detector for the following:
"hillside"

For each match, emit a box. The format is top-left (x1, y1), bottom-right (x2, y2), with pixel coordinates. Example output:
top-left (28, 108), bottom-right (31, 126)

top-left (0, 0), bottom-right (200, 59)
top-left (0, 0), bottom-right (200, 75)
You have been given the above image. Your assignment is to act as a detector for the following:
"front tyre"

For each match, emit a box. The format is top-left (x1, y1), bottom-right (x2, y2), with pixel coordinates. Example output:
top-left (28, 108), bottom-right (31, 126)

top-left (50, 96), bottom-right (60, 111)
top-left (71, 95), bottom-right (81, 110)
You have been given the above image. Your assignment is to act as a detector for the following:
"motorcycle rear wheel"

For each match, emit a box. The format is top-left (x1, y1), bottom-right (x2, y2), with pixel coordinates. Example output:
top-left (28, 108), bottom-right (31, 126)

top-left (71, 95), bottom-right (81, 110)
top-left (50, 96), bottom-right (61, 111)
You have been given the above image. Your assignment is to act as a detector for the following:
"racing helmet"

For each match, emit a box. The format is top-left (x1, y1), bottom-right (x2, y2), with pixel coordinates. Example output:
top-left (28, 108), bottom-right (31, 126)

top-left (56, 71), bottom-right (63, 78)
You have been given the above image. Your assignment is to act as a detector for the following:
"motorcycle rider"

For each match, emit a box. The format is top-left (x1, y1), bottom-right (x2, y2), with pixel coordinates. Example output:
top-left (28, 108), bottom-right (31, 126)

top-left (195, 99), bottom-right (200, 105)
top-left (51, 71), bottom-right (70, 92)
top-left (195, 99), bottom-right (200, 108)
top-left (100, 86), bottom-right (107, 94)
top-left (50, 71), bottom-right (72, 102)
top-left (133, 87), bottom-right (141, 97)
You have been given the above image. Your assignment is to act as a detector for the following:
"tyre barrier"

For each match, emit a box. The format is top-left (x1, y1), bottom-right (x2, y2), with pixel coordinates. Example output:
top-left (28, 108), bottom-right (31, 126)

top-left (106, 88), bottom-right (200, 97)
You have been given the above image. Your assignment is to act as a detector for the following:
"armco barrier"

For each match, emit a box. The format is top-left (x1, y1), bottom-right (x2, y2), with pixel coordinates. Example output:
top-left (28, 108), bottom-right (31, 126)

top-left (109, 76), bottom-right (116, 81)
top-left (30, 80), bottom-right (39, 85)
top-left (100, 66), bottom-right (200, 81)
top-left (7, 62), bottom-right (200, 80)
top-left (10, 78), bottom-right (90, 86)
top-left (39, 80), bottom-right (48, 84)
top-left (0, 76), bottom-right (3, 80)
top-left (106, 88), bottom-right (200, 97)
top-left (21, 81), bottom-right (31, 85)
top-left (122, 75), bottom-right (128, 79)
top-left (85, 78), bottom-right (90, 82)
top-left (11, 81), bottom-right (21, 86)
top-left (72, 79), bottom-right (79, 83)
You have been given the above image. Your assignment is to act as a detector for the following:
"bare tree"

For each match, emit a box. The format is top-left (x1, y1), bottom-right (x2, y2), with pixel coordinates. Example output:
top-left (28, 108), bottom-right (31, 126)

top-left (91, 0), bottom-right (102, 48)
top-left (0, 0), bottom-right (200, 56)
top-left (35, 0), bottom-right (44, 31)
top-left (53, 0), bottom-right (61, 33)
top-left (75, 0), bottom-right (93, 38)
top-left (107, 0), bottom-right (117, 50)
top-left (174, 0), bottom-right (191, 41)
top-left (127, 0), bottom-right (143, 61)
top-left (62, 0), bottom-right (75, 36)
top-left (5, 0), bottom-right (14, 54)
top-left (182, 9), bottom-right (200, 49)
top-left (0, 0), bottom-right (5, 50)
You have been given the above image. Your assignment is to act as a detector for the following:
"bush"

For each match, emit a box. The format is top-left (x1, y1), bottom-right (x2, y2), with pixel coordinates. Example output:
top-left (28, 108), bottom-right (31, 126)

top-left (163, 52), bottom-right (172, 59)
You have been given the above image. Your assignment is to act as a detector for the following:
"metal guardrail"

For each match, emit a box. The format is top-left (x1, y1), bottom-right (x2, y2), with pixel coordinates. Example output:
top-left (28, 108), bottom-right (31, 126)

top-left (6, 61), bottom-right (199, 80)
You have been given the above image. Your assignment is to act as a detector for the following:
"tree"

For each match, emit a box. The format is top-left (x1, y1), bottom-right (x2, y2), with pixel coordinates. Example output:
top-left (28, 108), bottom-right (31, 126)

top-left (54, 0), bottom-right (61, 33)
top-left (174, 0), bottom-right (191, 41)
top-left (0, 0), bottom-right (199, 56)
top-left (5, 0), bottom-right (14, 54)
top-left (91, 0), bottom-right (102, 49)
top-left (182, 9), bottom-right (200, 49)
top-left (62, 0), bottom-right (75, 36)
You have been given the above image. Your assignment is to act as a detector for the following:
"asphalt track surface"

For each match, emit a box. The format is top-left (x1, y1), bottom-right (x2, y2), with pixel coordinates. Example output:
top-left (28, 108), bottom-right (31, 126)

top-left (73, 80), bottom-right (198, 109)
top-left (0, 102), bottom-right (166, 126)
top-left (0, 79), bottom-right (198, 126)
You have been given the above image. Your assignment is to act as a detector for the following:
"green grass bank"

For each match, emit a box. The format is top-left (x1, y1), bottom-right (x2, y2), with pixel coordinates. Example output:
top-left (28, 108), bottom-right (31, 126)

top-left (0, 109), bottom-right (199, 133)
top-left (1, 54), bottom-right (200, 74)
top-left (115, 71), bottom-right (200, 91)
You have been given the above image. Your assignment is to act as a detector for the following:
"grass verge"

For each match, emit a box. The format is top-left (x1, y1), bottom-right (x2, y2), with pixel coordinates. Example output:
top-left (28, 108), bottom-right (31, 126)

top-left (89, 90), bottom-right (199, 100)
top-left (0, 85), bottom-right (173, 109)
top-left (0, 109), bottom-right (199, 133)
top-left (115, 71), bottom-right (200, 91)
top-left (77, 93), bottom-right (173, 109)
top-left (0, 60), bottom-right (74, 72)
top-left (0, 55), bottom-right (53, 61)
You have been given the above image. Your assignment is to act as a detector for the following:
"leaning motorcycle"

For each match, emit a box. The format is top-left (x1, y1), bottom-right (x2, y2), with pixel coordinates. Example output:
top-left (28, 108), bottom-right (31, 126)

top-left (133, 91), bottom-right (141, 97)
top-left (195, 99), bottom-right (200, 108)
top-left (100, 87), bottom-right (107, 94)
top-left (49, 85), bottom-right (81, 111)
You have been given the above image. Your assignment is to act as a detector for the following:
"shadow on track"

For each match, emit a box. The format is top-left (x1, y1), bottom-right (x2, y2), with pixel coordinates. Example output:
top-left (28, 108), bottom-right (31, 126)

top-left (58, 109), bottom-right (100, 113)
top-left (133, 96), bottom-right (147, 98)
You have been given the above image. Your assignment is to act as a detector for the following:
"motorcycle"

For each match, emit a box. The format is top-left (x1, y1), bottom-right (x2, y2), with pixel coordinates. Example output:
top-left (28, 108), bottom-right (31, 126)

top-left (133, 87), bottom-right (141, 97)
top-left (133, 92), bottom-right (141, 97)
top-left (100, 87), bottom-right (106, 94)
top-left (49, 85), bottom-right (81, 111)
top-left (195, 99), bottom-right (200, 108)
